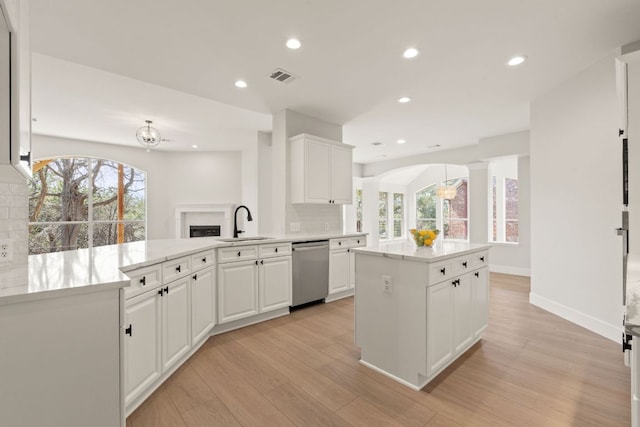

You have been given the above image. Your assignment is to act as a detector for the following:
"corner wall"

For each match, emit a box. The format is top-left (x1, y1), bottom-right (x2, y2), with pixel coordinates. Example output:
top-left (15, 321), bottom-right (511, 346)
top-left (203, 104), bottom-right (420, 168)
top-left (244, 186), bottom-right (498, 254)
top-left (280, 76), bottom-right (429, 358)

top-left (530, 53), bottom-right (622, 341)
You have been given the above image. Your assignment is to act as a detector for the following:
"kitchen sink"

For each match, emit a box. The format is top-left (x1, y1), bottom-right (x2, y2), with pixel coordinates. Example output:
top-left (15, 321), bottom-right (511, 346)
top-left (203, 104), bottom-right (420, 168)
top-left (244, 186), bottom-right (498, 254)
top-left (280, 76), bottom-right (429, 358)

top-left (217, 237), bottom-right (275, 242)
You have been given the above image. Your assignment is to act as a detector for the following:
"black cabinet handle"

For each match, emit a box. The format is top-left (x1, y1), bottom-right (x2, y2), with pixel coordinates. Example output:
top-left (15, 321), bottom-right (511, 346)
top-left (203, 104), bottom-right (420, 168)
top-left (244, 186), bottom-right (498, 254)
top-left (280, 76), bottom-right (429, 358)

top-left (452, 278), bottom-right (461, 287)
top-left (357, 240), bottom-right (360, 244)
top-left (237, 251), bottom-right (241, 257)
top-left (480, 256), bottom-right (485, 262)
top-left (261, 260), bottom-right (264, 265)
top-left (193, 274), bottom-right (198, 281)
top-left (440, 267), bottom-right (446, 275)
top-left (140, 276), bottom-right (146, 286)
top-left (275, 247), bottom-right (278, 253)
top-left (347, 249), bottom-right (350, 253)
top-left (338, 241), bottom-right (342, 246)
top-left (462, 261), bottom-right (467, 268)
top-left (158, 288), bottom-right (164, 296)
top-left (125, 324), bottom-right (132, 336)
top-left (176, 265), bottom-right (181, 273)
top-left (202, 257), bottom-right (207, 263)
top-left (474, 272), bottom-right (479, 278)
top-left (255, 260), bottom-right (259, 265)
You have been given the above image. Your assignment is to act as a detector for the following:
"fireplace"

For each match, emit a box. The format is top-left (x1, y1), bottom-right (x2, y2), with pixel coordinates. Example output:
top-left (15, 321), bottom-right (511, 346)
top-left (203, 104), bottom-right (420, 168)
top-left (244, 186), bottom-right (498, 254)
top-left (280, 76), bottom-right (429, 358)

top-left (175, 204), bottom-right (234, 238)
top-left (189, 225), bottom-right (221, 238)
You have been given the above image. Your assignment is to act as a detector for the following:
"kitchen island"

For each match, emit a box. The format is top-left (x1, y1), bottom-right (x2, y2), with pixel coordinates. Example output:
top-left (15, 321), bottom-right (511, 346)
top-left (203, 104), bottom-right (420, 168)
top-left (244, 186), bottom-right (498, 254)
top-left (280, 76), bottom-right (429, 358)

top-left (353, 240), bottom-right (490, 390)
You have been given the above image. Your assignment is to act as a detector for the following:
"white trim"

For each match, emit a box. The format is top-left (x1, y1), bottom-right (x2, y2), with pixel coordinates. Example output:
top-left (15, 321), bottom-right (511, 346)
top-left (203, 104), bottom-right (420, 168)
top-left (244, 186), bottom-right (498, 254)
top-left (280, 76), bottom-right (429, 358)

top-left (529, 292), bottom-right (622, 342)
top-left (489, 264), bottom-right (530, 276)
top-left (358, 359), bottom-right (425, 391)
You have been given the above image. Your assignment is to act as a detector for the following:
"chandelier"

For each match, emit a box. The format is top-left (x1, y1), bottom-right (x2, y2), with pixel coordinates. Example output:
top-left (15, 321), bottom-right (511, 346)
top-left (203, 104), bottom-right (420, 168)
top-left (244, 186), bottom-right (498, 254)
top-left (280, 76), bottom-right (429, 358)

top-left (436, 165), bottom-right (457, 200)
top-left (136, 120), bottom-right (162, 152)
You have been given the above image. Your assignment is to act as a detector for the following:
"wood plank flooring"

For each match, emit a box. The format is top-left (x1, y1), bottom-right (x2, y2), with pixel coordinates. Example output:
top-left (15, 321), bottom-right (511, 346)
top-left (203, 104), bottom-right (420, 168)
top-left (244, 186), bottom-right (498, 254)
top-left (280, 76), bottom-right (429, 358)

top-left (127, 273), bottom-right (631, 426)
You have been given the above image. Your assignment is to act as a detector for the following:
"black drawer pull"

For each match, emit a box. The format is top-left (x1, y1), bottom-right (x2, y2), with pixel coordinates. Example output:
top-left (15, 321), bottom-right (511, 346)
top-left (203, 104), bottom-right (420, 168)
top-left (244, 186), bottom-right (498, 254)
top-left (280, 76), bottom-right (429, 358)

top-left (474, 272), bottom-right (479, 278)
top-left (202, 257), bottom-right (207, 263)
top-left (440, 267), bottom-right (446, 275)
top-left (125, 324), bottom-right (132, 336)
top-left (237, 251), bottom-right (241, 257)
top-left (158, 288), bottom-right (164, 296)
top-left (480, 256), bottom-right (485, 262)
top-left (176, 265), bottom-right (181, 273)
top-left (261, 260), bottom-right (264, 265)
top-left (275, 247), bottom-right (278, 253)
top-left (255, 260), bottom-right (259, 265)
top-left (462, 261), bottom-right (467, 268)
top-left (140, 276), bottom-right (146, 286)
top-left (357, 240), bottom-right (360, 244)
top-left (338, 241), bottom-right (342, 246)
top-left (164, 286), bottom-right (169, 294)
top-left (193, 274), bottom-right (198, 281)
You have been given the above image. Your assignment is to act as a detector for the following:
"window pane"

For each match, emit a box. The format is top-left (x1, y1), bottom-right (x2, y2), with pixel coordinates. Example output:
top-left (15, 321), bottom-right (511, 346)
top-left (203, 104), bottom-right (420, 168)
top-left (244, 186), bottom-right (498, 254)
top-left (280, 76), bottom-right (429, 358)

top-left (505, 178), bottom-right (518, 219)
top-left (393, 193), bottom-right (403, 238)
top-left (416, 185), bottom-right (436, 228)
top-left (506, 220), bottom-right (519, 243)
top-left (93, 222), bottom-right (146, 247)
top-left (29, 223), bottom-right (89, 254)
top-left (379, 192), bottom-right (388, 239)
top-left (492, 176), bottom-right (497, 241)
top-left (447, 220), bottom-right (468, 240)
top-left (29, 158), bottom-right (89, 222)
top-left (445, 178), bottom-right (468, 219)
top-left (356, 189), bottom-right (363, 232)
top-left (92, 160), bottom-right (146, 221)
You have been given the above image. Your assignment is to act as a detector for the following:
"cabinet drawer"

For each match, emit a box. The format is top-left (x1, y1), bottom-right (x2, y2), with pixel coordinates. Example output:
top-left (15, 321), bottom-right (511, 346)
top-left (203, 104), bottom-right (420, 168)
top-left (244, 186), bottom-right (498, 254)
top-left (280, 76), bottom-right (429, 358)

top-left (217, 245), bottom-right (258, 263)
top-left (330, 236), bottom-right (366, 250)
top-left (471, 251), bottom-right (489, 268)
top-left (191, 250), bottom-right (215, 272)
top-left (258, 242), bottom-right (292, 258)
top-left (428, 260), bottom-right (453, 286)
top-left (163, 256), bottom-right (191, 283)
top-left (125, 264), bottom-right (162, 299)
top-left (452, 256), bottom-right (472, 275)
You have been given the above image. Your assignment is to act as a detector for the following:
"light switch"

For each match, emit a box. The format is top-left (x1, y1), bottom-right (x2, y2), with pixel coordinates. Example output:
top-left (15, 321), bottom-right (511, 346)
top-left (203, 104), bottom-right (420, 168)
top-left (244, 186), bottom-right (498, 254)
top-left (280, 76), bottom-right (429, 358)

top-left (0, 239), bottom-right (13, 263)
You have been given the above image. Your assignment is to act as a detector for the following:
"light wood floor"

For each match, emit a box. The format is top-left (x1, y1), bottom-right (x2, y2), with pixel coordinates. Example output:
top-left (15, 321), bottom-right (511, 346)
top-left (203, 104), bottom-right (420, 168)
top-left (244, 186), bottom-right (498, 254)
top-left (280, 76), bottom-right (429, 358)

top-left (127, 273), bottom-right (631, 426)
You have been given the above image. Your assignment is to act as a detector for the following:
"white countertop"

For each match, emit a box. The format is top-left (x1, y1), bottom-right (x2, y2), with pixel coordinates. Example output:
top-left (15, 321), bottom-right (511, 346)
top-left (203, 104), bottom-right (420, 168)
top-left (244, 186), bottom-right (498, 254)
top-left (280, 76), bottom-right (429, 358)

top-left (626, 253), bottom-right (640, 335)
top-left (352, 240), bottom-right (489, 263)
top-left (0, 233), bottom-right (367, 305)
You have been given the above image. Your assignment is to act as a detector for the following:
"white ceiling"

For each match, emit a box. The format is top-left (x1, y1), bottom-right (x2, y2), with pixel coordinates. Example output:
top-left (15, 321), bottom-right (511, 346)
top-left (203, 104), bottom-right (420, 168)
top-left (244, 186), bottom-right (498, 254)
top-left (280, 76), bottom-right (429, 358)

top-left (30, 0), bottom-right (640, 164)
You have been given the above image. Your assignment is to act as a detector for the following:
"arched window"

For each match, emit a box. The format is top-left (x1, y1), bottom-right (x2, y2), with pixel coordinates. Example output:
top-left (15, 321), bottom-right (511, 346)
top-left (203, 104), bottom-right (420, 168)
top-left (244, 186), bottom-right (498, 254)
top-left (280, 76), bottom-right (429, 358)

top-left (28, 157), bottom-right (146, 254)
top-left (416, 184), bottom-right (437, 230)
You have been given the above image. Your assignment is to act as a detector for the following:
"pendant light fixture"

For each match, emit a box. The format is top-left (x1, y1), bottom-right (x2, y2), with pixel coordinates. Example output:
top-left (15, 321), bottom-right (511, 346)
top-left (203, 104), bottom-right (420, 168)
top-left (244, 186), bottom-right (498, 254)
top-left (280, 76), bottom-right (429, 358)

top-left (436, 165), bottom-right (457, 200)
top-left (136, 120), bottom-right (162, 152)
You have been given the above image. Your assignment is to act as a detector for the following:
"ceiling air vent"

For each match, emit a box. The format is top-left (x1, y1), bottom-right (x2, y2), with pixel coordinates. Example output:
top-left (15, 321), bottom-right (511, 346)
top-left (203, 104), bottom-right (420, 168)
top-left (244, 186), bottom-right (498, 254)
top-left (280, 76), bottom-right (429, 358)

top-left (269, 68), bottom-right (298, 84)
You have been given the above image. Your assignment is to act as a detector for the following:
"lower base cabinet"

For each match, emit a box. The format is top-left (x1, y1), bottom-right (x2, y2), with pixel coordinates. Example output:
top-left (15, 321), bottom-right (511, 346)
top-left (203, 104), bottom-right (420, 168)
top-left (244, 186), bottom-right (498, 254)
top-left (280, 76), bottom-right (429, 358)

top-left (162, 276), bottom-right (191, 372)
top-left (259, 257), bottom-right (292, 312)
top-left (191, 266), bottom-right (216, 344)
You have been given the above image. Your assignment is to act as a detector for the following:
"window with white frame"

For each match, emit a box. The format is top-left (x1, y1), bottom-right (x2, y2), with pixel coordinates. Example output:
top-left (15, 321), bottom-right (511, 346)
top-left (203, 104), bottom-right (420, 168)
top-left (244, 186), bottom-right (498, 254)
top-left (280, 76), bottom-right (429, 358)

top-left (28, 157), bottom-right (146, 254)
top-left (491, 175), bottom-right (518, 243)
top-left (393, 193), bottom-right (404, 238)
top-left (378, 191), bottom-right (388, 239)
top-left (415, 177), bottom-right (468, 241)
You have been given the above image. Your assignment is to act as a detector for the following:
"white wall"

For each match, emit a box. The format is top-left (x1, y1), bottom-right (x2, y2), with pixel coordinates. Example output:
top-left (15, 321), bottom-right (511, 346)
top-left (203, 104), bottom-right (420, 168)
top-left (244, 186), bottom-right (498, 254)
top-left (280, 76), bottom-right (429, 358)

top-left (530, 53), bottom-right (622, 341)
top-left (32, 135), bottom-right (243, 239)
top-left (257, 131), bottom-right (272, 235)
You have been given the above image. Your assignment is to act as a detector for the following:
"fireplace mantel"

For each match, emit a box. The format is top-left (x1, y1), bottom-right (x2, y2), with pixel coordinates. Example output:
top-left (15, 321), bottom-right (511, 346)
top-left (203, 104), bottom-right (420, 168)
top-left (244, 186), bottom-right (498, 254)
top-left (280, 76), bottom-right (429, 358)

top-left (174, 204), bottom-right (235, 238)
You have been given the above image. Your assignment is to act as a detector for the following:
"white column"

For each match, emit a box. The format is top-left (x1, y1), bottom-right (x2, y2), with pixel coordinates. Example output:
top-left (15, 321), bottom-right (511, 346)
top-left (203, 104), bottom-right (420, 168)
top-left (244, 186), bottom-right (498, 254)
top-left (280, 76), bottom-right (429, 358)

top-left (362, 178), bottom-right (380, 246)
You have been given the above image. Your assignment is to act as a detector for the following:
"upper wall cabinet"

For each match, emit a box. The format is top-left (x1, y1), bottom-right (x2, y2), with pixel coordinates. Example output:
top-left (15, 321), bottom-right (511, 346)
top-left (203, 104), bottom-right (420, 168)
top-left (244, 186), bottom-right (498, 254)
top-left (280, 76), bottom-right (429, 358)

top-left (290, 133), bottom-right (354, 204)
top-left (0, 0), bottom-right (31, 178)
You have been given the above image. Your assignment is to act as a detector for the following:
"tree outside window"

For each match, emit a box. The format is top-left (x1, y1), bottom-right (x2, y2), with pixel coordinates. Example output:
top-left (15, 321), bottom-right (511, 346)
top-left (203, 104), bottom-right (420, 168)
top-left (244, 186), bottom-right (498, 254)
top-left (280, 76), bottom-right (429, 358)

top-left (28, 158), bottom-right (146, 254)
top-left (416, 185), bottom-right (436, 230)
top-left (356, 188), bottom-right (363, 233)
top-left (378, 191), bottom-right (388, 239)
top-left (505, 178), bottom-right (518, 242)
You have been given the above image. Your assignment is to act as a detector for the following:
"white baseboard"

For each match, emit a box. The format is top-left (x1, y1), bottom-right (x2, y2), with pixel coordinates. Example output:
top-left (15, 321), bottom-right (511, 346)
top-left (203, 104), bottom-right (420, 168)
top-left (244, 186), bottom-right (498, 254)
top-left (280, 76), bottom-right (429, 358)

top-left (489, 264), bottom-right (530, 277)
top-left (529, 292), bottom-right (622, 342)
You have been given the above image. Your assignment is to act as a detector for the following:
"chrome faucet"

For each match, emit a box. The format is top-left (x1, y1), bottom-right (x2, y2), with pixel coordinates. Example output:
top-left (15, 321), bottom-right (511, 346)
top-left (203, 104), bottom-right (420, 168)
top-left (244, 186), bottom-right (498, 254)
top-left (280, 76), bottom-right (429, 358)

top-left (233, 205), bottom-right (253, 238)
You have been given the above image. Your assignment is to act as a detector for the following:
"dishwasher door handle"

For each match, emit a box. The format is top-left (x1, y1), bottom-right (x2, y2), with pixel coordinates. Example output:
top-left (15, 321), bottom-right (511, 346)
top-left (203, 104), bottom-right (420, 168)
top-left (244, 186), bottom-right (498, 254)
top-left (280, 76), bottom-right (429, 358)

top-left (293, 246), bottom-right (329, 252)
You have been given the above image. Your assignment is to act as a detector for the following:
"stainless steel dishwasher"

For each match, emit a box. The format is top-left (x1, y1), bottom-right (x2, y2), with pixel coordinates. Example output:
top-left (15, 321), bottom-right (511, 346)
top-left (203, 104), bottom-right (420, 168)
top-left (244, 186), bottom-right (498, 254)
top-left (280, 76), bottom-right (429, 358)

top-left (291, 240), bottom-right (329, 307)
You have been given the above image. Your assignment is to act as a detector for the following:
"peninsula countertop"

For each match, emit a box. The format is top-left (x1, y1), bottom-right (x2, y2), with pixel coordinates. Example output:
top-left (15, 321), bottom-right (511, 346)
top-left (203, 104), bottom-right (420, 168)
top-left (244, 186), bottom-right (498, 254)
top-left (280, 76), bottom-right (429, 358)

top-left (352, 240), bottom-right (490, 263)
top-left (0, 233), bottom-right (367, 305)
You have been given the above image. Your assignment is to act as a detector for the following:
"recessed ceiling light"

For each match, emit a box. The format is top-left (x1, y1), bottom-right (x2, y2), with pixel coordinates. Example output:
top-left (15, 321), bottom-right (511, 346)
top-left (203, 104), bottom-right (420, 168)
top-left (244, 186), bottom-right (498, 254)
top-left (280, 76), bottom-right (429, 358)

top-left (234, 80), bottom-right (247, 88)
top-left (403, 48), bottom-right (419, 59)
top-left (507, 55), bottom-right (527, 66)
top-left (396, 139), bottom-right (406, 144)
top-left (286, 38), bottom-right (301, 49)
top-left (192, 144), bottom-right (199, 149)
top-left (398, 97), bottom-right (411, 103)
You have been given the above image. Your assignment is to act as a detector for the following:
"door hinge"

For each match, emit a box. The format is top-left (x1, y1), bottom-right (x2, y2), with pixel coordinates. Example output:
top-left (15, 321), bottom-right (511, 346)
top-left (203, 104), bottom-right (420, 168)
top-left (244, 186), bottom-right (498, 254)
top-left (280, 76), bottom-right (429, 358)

top-left (623, 333), bottom-right (632, 352)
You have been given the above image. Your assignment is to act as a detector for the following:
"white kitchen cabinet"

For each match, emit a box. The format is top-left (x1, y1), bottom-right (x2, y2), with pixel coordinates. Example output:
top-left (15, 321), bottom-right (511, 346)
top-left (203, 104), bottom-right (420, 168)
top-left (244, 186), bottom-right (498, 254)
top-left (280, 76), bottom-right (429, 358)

top-left (161, 276), bottom-right (191, 372)
top-left (218, 259), bottom-right (259, 323)
top-left (191, 265), bottom-right (216, 345)
top-left (0, 0), bottom-right (31, 177)
top-left (218, 242), bottom-right (292, 324)
top-left (124, 289), bottom-right (161, 405)
top-left (290, 133), bottom-right (355, 204)
top-left (356, 245), bottom-right (489, 390)
top-left (259, 256), bottom-right (292, 312)
top-left (329, 236), bottom-right (367, 298)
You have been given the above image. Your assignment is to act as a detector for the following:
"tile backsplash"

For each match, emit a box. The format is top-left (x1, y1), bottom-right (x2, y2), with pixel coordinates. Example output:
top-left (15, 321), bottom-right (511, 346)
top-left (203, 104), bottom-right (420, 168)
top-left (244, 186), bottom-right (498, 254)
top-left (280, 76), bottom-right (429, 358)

top-left (286, 203), bottom-right (342, 235)
top-left (0, 171), bottom-right (28, 291)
